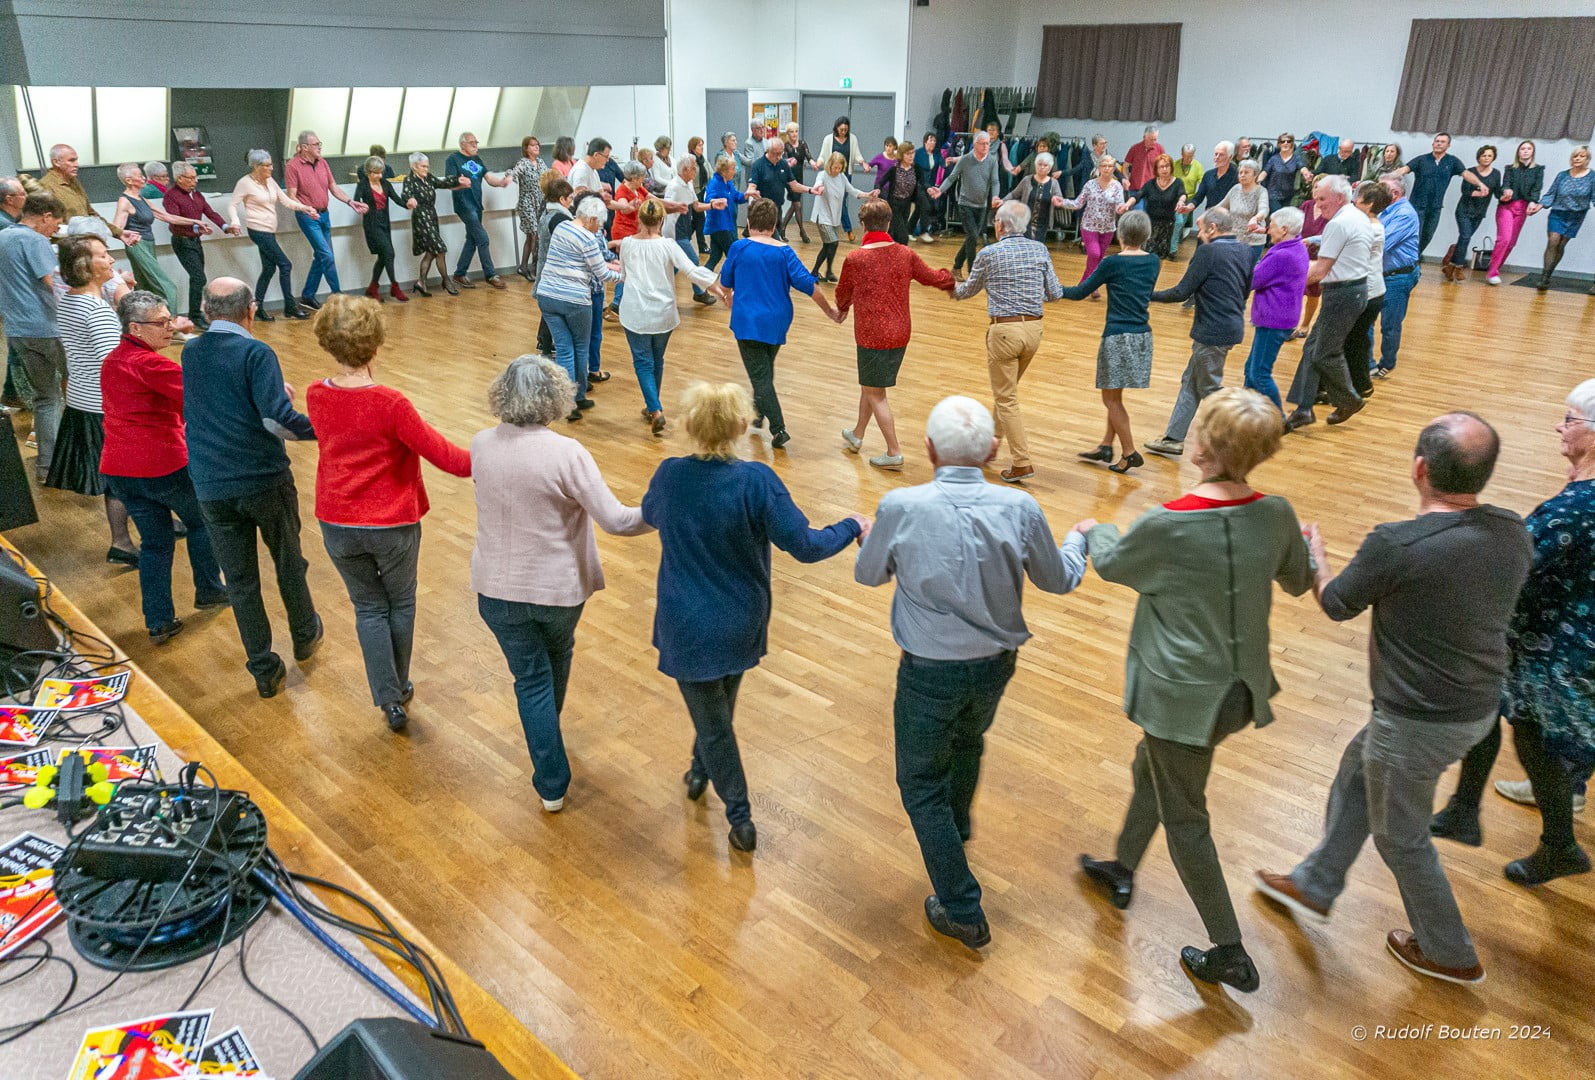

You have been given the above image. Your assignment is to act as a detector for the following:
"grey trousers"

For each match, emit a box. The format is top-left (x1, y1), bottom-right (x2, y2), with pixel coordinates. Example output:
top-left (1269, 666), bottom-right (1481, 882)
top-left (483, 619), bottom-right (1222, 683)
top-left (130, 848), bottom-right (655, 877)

top-left (1290, 707), bottom-right (1496, 970)
top-left (1288, 278), bottom-right (1366, 412)
top-left (1163, 342), bottom-right (1231, 441)
top-left (1114, 683), bottom-right (1254, 946)
top-left (320, 521), bottom-right (421, 707)
top-left (11, 337), bottom-right (66, 477)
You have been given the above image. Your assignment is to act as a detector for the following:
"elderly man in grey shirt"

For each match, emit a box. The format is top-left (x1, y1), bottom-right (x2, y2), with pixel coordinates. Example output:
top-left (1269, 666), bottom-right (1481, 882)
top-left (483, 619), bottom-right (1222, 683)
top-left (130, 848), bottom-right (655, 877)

top-left (856, 395), bottom-right (1087, 950)
top-left (930, 131), bottom-right (1003, 276)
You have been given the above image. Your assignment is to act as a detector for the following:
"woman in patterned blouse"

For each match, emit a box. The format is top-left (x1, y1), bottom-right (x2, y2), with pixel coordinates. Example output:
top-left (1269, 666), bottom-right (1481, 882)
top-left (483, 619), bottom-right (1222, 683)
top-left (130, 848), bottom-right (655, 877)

top-left (1433, 378), bottom-right (1595, 885)
top-left (1057, 155), bottom-right (1126, 297)
top-left (511, 136), bottom-right (549, 281)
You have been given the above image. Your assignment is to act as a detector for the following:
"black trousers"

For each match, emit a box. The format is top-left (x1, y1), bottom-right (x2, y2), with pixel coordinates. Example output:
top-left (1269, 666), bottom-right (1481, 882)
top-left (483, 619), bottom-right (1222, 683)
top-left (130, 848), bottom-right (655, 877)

top-left (1343, 293), bottom-right (1383, 397)
top-left (692, 207), bottom-right (707, 253)
top-left (170, 234), bottom-right (207, 319)
top-left (1415, 203), bottom-right (1443, 255)
top-left (366, 230), bottom-right (398, 285)
top-left (886, 194), bottom-right (917, 245)
top-left (954, 204), bottom-right (990, 271)
top-left (199, 473), bottom-right (320, 677)
top-left (1451, 717), bottom-right (1585, 850)
top-left (705, 229), bottom-right (736, 274)
top-left (736, 339), bottom-right (785, 435)
top-left (1288, 278), bottom-right (1365, 411)
top-left (679, 673), bottom-right (750, 826)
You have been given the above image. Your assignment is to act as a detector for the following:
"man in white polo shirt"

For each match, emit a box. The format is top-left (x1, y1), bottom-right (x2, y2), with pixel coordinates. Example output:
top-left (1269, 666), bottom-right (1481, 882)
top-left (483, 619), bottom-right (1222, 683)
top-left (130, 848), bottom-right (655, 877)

top-left (1285, 175), bottom-right (1374, 431)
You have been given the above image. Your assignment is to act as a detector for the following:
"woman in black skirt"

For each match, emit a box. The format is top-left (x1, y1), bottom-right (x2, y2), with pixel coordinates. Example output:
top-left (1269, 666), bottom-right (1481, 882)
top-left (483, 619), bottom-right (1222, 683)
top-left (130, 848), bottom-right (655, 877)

top-left (400, 152), bottom-right (466, 296)
top-left (355, 156), bottom-right (407, 301)
top-left (1124, 153), bottom-right (1184, 260)
top-left (52, 234), bottom-right (140, 563)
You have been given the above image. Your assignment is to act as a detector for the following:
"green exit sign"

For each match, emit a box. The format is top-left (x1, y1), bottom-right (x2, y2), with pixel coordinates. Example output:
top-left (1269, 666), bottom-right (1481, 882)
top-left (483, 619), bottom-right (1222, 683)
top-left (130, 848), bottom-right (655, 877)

top-left (840, 77), bottom-right (852, 89)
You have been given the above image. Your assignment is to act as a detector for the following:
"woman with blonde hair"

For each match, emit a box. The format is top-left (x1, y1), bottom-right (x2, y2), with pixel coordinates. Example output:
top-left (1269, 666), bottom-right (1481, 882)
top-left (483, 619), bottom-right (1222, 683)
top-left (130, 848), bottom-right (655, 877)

top-left (643, 382), bottom-right (867, 852)
top-left (808, 151), bottom-right (876, 280)
top-left (472, 355), bottom-right (653, 811)
top-left (1077, 387), bottom-right (1314, 994)
top-left (306, 294), bottom-right (472, 732)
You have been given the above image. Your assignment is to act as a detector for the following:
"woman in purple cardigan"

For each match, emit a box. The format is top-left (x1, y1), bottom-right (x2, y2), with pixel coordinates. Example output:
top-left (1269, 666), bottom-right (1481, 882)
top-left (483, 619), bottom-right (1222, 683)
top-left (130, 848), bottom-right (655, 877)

top-left (1242, 207), bottom-right (1310, 412)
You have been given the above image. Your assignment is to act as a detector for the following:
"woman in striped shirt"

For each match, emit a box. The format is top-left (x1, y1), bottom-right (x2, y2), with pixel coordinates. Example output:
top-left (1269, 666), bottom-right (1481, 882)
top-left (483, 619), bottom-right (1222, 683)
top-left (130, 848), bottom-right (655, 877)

top-left (51, 235), bottom-right (140, 564)
top-left (535, 197), bottom-right (623, 421)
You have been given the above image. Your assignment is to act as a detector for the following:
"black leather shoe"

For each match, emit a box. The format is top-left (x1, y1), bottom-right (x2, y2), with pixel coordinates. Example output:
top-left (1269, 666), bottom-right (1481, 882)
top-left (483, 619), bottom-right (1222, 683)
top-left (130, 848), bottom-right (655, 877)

top-left (1080, 855), bottom-right (1134, 909)
top-left (1180, 943), bottom-right (1260, 993)
top-left (683, 769), bottom-right (708, 801)
top-left (587, 371), bottom-right (612, 384)
top-left (255, 309), bottom-right (277, 322)
top-left (1077, 444), bottom-right (1114, 463)
top-left (1505, 843), bottom-right (1591, 886)
top-left (1108, 452), bottom-right (1144, 474)
top-left (106, 546), bottom-right (140, 567)
top-left (194, 589), bottom-right (230, 609)
top-left (285, 305), bottom-right (312, 320)
top-left (1429, 798), bottom-right (1483, 847)
top-left (576, 397), bottom-right (596, 409)
top-left (728, 822), bottom-right (757, 852)
top-left (292, 614), bottom-right (324, 662)
top-left (566, 409), bottom-right (583, 422)
top-left (770, 430), bottom-right (791, 450)
top-left (384, 703), bottom-right (409, 733)
top-left (255, 657), bottom-right (287, 699)
top-left (298, 295), bottom-right (322, 310)
top-left (149, 619), bottom-right (184, 645)
top-left (400, 681), bottom-right (414, 705)
top-left (1326, 398), bottom-right (1365, 425)
top-left (924, 894), bottom-right (991, 949)
top-left (1284, 409), bottom-right (1316, 433)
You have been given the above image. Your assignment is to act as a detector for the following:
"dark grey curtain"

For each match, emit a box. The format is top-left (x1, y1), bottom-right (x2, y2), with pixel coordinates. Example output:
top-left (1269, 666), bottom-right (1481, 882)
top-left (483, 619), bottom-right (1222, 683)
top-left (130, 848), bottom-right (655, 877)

top-left (1034, 24), bottom-right (1180, 122)
top-left (1392, 18), bottom-right (1595, 140)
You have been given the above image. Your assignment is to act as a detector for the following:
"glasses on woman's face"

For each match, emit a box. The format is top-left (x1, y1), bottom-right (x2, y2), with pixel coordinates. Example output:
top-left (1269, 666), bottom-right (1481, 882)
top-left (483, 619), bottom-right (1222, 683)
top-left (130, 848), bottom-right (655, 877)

top-left (135, 316), bottom-right (174, 330)
top-left (1562, 413), bottom-right (1594, 427)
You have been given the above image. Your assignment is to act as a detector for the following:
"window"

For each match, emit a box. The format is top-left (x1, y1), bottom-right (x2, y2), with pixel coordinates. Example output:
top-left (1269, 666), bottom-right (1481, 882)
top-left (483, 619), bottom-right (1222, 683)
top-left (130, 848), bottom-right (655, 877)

top-left (285, 88), bottom-right (350, 158)
top-left (492, 87), bottom-right (545, 147)
top-left (396, 87), bottom-right (454, 153)
top-left (94, 88), bottom-right (170, 166)
top-left (345, 87), bottom-right (403, 156)
top-left (12, 86), bottom-right (94, 171)
top-left (447, 87), bottom-right (502, 147)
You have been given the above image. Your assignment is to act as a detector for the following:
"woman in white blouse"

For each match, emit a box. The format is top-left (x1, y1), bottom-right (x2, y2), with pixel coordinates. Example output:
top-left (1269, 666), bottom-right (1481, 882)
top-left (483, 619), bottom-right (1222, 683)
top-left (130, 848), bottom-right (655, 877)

top-left (807, 152), bottom-right (877, 281)
top-left (1218, 160), bottom-right (1271, 264)
top-left (617, 198), bottom-right (726, 434)
top-left (227, 149), bottom-right (318, 320)
top-left (50, 235), bottom-right (140, 562)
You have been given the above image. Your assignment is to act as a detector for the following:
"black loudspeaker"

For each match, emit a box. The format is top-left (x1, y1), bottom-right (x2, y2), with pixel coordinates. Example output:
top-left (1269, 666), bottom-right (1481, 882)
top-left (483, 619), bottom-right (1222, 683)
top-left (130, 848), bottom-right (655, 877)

top-left (0, 410), bottom-right (38, 531)
top-left (0, 547), bottom-right (57, 694)
top-left (292, 1019), bottom-right (516, 1080)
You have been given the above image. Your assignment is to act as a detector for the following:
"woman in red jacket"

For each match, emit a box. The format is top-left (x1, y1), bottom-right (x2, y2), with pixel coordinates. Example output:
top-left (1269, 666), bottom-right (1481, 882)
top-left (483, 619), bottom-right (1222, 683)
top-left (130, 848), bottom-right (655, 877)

top-left (306, 295), bottom-right (471, 732)
top-left (834, 200), bottom-right (954, 469)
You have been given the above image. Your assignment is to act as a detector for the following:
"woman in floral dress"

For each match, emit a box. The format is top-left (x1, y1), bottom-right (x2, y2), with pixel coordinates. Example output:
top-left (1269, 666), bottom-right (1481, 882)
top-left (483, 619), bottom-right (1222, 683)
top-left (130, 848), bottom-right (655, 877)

top-left (511, 135), bottom-right (549, 280)
top-left (401, 152), bottom-right (466, 296)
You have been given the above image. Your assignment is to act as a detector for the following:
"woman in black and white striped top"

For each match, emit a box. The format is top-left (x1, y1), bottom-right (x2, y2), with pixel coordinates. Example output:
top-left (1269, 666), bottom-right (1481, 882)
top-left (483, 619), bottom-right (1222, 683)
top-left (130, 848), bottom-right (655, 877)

top-left (51, 234), bottom-right (140, 565)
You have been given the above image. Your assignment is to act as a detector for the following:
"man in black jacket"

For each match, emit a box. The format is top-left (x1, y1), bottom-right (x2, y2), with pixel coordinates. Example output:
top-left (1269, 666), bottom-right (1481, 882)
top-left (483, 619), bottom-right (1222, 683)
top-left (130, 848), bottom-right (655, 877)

top-left (1143, 209), bottom-right (1253, 456)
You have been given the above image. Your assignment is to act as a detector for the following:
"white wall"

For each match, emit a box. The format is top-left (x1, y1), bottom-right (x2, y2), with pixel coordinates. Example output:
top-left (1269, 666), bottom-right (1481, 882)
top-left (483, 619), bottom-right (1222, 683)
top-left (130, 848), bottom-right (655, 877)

top-left (905, 0), bottom-right (1022, 138)
top-left (667, 0), bottom-right (911, 146)
top-left (1009, 0), bottom-right (1595, 275)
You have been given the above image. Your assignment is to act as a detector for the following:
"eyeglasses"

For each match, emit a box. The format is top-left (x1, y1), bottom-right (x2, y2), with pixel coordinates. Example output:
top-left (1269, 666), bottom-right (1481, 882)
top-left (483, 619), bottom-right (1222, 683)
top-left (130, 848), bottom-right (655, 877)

top-left (134, 317), bottom-right (175, 329)
top-left (1562, 413), bottom-right (1594, 427)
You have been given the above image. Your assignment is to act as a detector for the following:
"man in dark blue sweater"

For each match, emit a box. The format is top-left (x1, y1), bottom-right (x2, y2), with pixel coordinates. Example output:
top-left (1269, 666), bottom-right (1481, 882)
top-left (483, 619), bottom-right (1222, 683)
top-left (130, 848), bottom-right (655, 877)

top-left (183, 277), bottom-right (321, 697)
top-left (1144, 208), bottom-right (1253, 456)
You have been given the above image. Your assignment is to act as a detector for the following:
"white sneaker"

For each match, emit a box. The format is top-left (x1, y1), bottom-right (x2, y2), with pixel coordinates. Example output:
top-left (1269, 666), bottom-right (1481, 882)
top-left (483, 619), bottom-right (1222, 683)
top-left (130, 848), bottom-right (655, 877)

top-left (840, 428), bottom-right (862, 453)
top-left (869, 453), bottom-right (904, 470)
top-left (541, 797), bottom-right (564, 813)
top-left (1486, 275), bottom-right (1502, 285)
top-left (1494, 778), bottom-right (1535, 805)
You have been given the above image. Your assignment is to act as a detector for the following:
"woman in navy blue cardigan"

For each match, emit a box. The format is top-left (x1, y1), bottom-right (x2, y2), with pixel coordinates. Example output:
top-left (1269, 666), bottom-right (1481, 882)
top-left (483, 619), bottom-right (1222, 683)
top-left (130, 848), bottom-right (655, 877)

top-left (643, 381), bottom-right (868, 853)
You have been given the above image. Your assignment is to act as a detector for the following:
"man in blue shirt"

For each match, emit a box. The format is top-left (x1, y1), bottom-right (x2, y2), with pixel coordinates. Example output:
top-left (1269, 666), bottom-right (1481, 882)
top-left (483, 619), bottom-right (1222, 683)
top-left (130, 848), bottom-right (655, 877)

top-left (1393, 133), bottom-right (1465, 255)
top-left (183, 277), bottom-right (322, 698)
top-left (0, 192), bottom-right (65, 479)
top-left (0, 176), bottom-right (25, 411)
top-left (856, 394), bottom-right (1087, 950)
top-left (746, 137), bottom-right (808, 241)
top-left (1374, 177), bottom-right (1422, 379)
top-left (445, 132), bottom-right (512, 291)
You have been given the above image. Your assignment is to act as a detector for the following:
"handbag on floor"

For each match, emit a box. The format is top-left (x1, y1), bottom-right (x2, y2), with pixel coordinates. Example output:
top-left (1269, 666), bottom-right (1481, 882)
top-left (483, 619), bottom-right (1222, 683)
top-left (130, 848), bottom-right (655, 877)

top-left (1472, 236), bottom-right (1494, 271)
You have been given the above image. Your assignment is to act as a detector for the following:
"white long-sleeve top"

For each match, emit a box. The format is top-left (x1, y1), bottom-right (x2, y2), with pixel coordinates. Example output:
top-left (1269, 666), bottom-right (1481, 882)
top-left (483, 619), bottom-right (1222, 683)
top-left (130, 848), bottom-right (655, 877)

top-left (810, 172), bottom-right (873, 227)
top-left (617, 236), bottom-right (717, 334)
top-left (227, 173), bottom-right (310, 233)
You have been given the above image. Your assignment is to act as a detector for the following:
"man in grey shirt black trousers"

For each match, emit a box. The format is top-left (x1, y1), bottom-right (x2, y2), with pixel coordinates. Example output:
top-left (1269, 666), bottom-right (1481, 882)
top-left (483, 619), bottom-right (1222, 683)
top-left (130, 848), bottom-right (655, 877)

top-left (855, 396), bottom-right (1087, 949)
top-left (929, 132), bottom-right (1003, 278)
top-left (1256, 412), bottom-right (1531, 985)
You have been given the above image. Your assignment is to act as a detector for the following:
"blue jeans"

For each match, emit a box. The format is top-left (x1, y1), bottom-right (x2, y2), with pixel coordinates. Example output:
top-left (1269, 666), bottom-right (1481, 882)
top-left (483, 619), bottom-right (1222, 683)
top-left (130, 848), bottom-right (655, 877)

top-left (588, 290), bottom-right (605, 374)
top-left (1243, 326), bottom-right (1291, 411)
top-left (1170, 211), bottom-right (1189, 254)
top-left (246, 229), bottom-right (294, 308)
top-left (295, 209), bottom-right (340, 298)
top-left (1378, 267), bottom-right (1419, 371)
top-left (1450, 210), bottom-right (1486, 267)
top-left (477, 595), bottom-right (584, 801)
top-left (105, 468), bottom-right (224, 632)
top-left (625, 329), bottom-right (671, 413)
top-left (454, 204), bottom-right (495, 278)
top-left (539, 293), bottom-right (592, 399)
top-left (894, 649), bottom-right (1017, 923)
top-left (675, 238), bottom-right (706, 296)
top-left (1414, 202), bottom-right (1443, 255)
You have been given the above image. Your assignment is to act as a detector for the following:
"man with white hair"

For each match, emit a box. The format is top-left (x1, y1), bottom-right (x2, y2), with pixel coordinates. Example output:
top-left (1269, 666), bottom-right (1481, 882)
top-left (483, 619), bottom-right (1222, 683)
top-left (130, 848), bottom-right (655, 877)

top-left (162, 161), bottom-right (239, 330)
top-left (39, 144), bottom-right (117, 235)
top-left (1169, 143), bottom-right (1203, 252)
top-left (444, 132), bottom-right (513, 290)
top-left (284, 131), bottom-right (367, 308)
top-left (855, 394), bottom-right (1088, 950)
top-left (1123, 125), bottom-right (1166, 189)
top-left (1284, 175), bottom-right (1375, 431)
top-left (1372, 175), bottom-right (1421, 378)
top-left (140, 161), bottom-right (171, 200)
top-left (951, 200), bottom-right (1066, 483)
top-left (930, 131), bottom-right (1004, 277)
top-left (746, 137), bottom-right (809, 241)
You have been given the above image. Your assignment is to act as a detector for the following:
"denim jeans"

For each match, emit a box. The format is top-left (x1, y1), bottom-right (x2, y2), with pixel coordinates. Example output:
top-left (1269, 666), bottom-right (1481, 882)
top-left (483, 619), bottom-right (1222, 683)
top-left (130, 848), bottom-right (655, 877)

top-left (478, 595), bottom-right (584, 801)
top-left (1414, 202), bottom-right (1443, 255)
top-left (10, 337), bottom-right (66, 476)
top-left (539, 293), bottom-right (593, 398)
top-left (679, 672), bottom-right (750, 826)
top-left (199, 473), bottom-right (320, 678)
top-left (295, 209), bottom-right (340, 298)
top-left (247, 229), bottom-right (294, 309)
top-left (1163, 342), bottom-right (1231, 441)
top-left (625, 328), bottom-right (671, 413)
top-left (894, 649), bottom-right (1017, 923)
top-left (105, 467), bottom-right (224, 631)
top-left (1243, 326), bottom-right (1292, 411)
top-left (454, 205), bottom-right (495, 278)
top-left (675, 238), bottom-right (706, 296)
top-left (1451, 210), bottom-right (1487, 267)
top-left (588, 290), bottom-right (605, 374)
top-left (320, 521), bottom-right (421, 707)
top-left (1290, 707), bottom-right (1496, 971)
top-left (1377, 268), bottom-right (1419, 371)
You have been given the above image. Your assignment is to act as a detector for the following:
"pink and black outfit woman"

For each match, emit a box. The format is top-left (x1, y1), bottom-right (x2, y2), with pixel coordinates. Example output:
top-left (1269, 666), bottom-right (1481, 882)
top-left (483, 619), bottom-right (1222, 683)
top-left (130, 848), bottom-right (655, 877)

top-left (1486, 140), bottom-right (1544, 285)
top-left (1058, 156), bottom-right (1127, 296)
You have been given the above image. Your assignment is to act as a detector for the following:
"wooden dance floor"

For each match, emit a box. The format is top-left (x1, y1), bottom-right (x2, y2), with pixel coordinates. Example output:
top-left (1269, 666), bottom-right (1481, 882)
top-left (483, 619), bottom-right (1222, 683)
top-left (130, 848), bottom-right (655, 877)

top-left (14, 234), bottom-right (1591, 1078)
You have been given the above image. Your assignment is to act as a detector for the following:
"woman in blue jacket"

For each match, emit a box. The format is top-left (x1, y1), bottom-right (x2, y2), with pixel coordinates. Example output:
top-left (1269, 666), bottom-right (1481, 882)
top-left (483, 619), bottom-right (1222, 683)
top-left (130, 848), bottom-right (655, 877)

top-left (703, 154), bottom-right (748, 275)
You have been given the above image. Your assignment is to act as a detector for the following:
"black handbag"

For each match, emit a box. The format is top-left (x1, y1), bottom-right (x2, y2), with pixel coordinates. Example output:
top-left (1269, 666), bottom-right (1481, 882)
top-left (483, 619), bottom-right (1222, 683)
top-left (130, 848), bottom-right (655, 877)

top-left (1472, 235), bottom-right (1493, 271)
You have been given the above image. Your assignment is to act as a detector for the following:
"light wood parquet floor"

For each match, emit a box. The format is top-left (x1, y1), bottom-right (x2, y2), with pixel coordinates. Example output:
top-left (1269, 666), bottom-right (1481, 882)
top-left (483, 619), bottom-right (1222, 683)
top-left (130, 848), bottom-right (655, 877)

top-left (11, 229), bottom-right (1594, 1078)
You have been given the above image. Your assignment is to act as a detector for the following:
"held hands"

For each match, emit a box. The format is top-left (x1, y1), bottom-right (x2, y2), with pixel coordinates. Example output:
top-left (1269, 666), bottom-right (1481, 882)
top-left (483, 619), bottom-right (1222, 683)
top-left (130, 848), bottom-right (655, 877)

top-left (406, 198), bottom-right (418, 209)
top-left (124, 233), bottom-right (140, 245)
top-left (1175, 199), bottom-right (1192, 214)
top-left (1115, 202), bottom-right (1132, 214)
top-left (711, 197), bottom-right (729, 209)
top-left (1528, 202), bottom-right (1542, 214)
top-left (990, 196), bottom-right (1002, 209)
top-left (1072, 518), bottom-right (1099, 535)
top-left (1052, 195), bottom-right (1066, 207)
top-left (197, 223), bottom-right (214, 236)
top-left (1303, 523), bottom-right (1327, 565)
top-left (225, 225), bottom-right (242, 236)
top-left (172, 316), bottom-right (195, 334)
top-left (118, 270), bottom-right (137, 287)
top-left (1501, 188), bottom-right (1513, 201)
top-left (350, 200), bottom-right (369, 214)
top-left (847, 513), bottom-right (873, 542)
top-left (927, 186), bottom-right (941, 199)
top-left (829, 308), bottom-right (845, 324)
top-left (284, 381), bottom-right (297, 402)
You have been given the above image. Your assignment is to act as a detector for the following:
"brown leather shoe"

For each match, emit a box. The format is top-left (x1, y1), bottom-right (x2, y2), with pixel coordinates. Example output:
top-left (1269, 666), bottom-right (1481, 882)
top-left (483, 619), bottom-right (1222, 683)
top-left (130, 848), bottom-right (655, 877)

top-left (1386, 929), bottom-right (1484, 985)
top-left (999, 465), bottom-right (1034, 484)
top-left (452, 274), bottom-right (476, 289)
top-left (486, 275), bottom-right (506, 290)
top-left (1254, 870), bottom-right (1330, 923)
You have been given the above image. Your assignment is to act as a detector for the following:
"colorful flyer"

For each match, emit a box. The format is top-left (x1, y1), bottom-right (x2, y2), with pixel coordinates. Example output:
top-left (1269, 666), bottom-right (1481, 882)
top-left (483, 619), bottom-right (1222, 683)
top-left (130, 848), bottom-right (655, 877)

top-left (197, 1027), bottom-right (266, 1077)
top-left (0, 704), bottom-right (60, 746)
top-left (67, 1009), bottom-right (212, 1079)
top-left (33, 669), bottom-right (131, 712)
top-left (0, 747), bottom-right (54, 788)
top-left (0, 831), bottom-right (65, 960)
top-left (57, 744), bottom-right (158, 783)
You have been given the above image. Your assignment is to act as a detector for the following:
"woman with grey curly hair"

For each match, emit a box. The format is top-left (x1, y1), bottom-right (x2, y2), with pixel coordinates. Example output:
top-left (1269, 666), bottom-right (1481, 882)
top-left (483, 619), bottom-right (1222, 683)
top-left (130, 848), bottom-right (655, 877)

top-left (353, 156), bottom-right (408, 301)
top-left (471, 354), bottom-right (654, 811)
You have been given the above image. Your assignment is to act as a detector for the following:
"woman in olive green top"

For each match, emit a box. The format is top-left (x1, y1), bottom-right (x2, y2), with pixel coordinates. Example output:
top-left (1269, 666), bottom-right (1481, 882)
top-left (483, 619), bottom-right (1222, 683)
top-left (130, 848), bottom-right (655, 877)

top-left (1077, 388), bottom-right (1314, 994)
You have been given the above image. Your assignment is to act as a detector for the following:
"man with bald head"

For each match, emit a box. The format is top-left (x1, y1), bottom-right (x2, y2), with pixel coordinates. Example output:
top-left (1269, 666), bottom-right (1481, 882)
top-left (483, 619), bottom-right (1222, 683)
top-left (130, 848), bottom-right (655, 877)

top-left (1256, 412), bottom-right (1531, 987)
